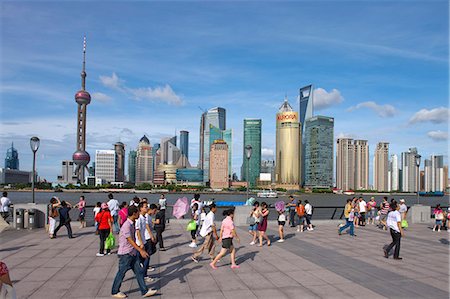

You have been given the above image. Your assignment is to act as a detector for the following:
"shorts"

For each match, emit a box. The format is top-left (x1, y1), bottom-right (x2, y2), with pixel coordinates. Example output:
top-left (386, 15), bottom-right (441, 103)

top-left (436, 220), bottom-right (443, 225)
top-left (278, 221), bottom-right (286, 226)
top-left (380, 214), bottom-right (388, 221)
top-left (222, 238), bottom-right (233, 249)
top-left (368, 210), bottom-right (376, 218)
top-left (248, 223), bottom-right (258, 231)
top-left (296, 216), bottom-right (305, 226)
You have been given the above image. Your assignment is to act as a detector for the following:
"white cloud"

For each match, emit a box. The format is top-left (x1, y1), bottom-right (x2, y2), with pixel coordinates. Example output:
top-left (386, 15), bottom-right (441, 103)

top-left (427, 130), bottom-right (448, 142)
top-left (336, 132), bottom-right (356, 139)
top-left (313, 88), bottom-right (344, 110)
top-left (99, 73), bottom-right (183, 106)
top-left (347, 101), bottom-right (397, 118)
top-left (409, 107), bottom-right (450, 124)
top-left (262, 148), bottom-right (274, 158)
top-left (92, 92), bottom-right (112, 103)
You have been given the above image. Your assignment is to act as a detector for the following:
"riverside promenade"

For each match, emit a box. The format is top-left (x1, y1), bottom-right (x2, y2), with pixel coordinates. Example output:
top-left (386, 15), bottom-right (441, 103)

top-left (0, 221), bottom-right (448, 299)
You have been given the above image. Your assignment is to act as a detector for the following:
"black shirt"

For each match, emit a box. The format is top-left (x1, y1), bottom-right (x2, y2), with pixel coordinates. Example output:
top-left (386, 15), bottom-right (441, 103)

top-left (59, 207), bottom-right (71, 222)
top-left (154, 210), bottom-right (165, 228)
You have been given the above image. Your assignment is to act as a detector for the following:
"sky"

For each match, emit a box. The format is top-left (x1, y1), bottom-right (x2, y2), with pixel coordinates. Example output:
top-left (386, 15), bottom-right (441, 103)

top-left (1, 1), bottom-right (448, 183)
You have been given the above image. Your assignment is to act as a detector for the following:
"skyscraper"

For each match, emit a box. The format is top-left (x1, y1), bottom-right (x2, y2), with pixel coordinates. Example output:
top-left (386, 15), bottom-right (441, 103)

top-left (128, 150), bottom-right (137, 184)
top-left (114, 142), bottom-right (125, 182)
top-left (57, 160), bottom-right (78, 184)
top-left (424, 159), bottom-right (432, 191)
top-left (336, 138), bottom-right (355, 190)
top-left (180, 130), bottom-right (189, 160)
top-left (72, 37), bottom-right (91, 183)
top-left (209, 140), bottom-right (229, 189)
top-left (401, 147), bottom-right (421, 192)
top-left (136, 136), bottom-right (153, 184)
top-left (389, 154), bottom-right (399, 191)
top-left (95, 150), bottom-right (116, 183)
top-left (5, 143), bottom-right (19, 170)
top-left (275, 98), bottom-right (301, 187)
top-left (299, 85), bottom-right (314, 186)
top-left (374, 142), bottom-right (389, 192)
top-left (241, 119), bottom-right (262, 187)
top-left (424, 155), bottom-right (445, 192)
top-left (304, 116), bottom-right (334, 188)
top-left (354, 140), bottom-right (369, 190)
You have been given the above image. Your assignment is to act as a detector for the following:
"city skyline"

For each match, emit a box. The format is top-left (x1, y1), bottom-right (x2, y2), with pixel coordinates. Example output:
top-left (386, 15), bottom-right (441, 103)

top-left (1, 2), bottom-right (448, 181)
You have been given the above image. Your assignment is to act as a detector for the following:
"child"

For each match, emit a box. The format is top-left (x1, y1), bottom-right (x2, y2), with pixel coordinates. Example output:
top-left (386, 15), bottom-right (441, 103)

top-left (210, 208), bottom-right (240, 270)
top-left (189, 203), bottom-right (200, 248)
top-left (433, 204), bottom-right (444, 232)
top-left (277, 209), bottom-right (286, 242)
top-left (93, 202), bottom-right (101, 235)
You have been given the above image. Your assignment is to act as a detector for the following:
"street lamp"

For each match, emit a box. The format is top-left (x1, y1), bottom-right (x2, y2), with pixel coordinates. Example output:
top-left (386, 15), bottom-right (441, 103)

top-left (30, 136), bottom-right (40, 204)
top-left (245, 145), bottom-right (253, 200)
top-left (416, 154), bottom-right (421, 205)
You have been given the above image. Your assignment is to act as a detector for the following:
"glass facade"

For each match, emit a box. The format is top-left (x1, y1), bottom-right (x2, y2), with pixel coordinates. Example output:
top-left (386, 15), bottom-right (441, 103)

top-left (128, 150), bottom-right (137, 183)
top-left (241, 119), bottom-right (261, 187)
top-left (176, 168), bottom-right (204, 182)
top-left (180, 131), bottom-right (189, 159)
top-left (202, 107), bottom-right (226, 182)
top-left (5, 143), bottom-right (19, 170)
top-left (304, 116), bottom-right (334, 188)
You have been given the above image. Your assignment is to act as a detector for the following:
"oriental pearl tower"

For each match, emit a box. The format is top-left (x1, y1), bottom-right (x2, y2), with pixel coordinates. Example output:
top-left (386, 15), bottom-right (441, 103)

top-left (72, 36), bottom-right (91, 183)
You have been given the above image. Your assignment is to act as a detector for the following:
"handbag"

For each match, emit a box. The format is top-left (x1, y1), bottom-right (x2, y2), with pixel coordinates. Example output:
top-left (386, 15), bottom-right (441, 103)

top-left (186, 220), bottom-right (197, 231)
top-left (105, 232), bottom-right (116, 250)
top-left (401, 219), bottom-right (408, 228)
top-left (246, 216), bottom-right (256, 225)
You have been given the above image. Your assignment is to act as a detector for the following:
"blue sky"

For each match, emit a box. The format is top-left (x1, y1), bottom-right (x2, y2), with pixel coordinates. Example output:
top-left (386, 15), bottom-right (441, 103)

top-left (1, 1), bottom-right (448, 182)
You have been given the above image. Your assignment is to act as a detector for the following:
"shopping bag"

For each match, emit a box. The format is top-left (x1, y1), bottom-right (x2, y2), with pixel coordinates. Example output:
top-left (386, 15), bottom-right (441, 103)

top-left (105, 232), bottom-right (116, 250)
top-left (186, 220), bottom-right (197, 231)
top-left (401, 219), bottom-right (408, 228)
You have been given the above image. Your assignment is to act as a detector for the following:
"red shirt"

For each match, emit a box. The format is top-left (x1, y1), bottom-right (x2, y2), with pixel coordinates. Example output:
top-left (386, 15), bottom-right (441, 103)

top-left (95, 210), bottom-right (112, 230)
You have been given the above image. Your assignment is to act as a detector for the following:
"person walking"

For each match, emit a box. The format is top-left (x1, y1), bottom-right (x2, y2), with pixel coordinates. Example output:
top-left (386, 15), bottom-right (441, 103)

top-left (366, 197), bottom-right (377, 225)
top-left (304, 200), bottom-right (314, 231)
top-left (111, 205), bottom-right (157, 298)
top-left (287, 195), bottom-right (297, 227)
top-left (95, 203), bottom-right (113, 256)
top-left (74, 196), bottom-right (87, 229)
top-left (107, 193), bottom-right (120, 233)
top-left (153, 205), bottom-right (166, 251)
top-left (248, 201), bottom-right (260, 245)
top-left (433, 204), bottom-right (444, 232)
top-left (383, 202), bottom-right (404, 260)
top-left (277, 208), bottom-right (286, 243)
top-left (358, 197), bottom-right (367, 226)
top-left (338, 199), bottom-right (356, 237)
top-left (48, 197), bottom-right (61, 239)
top-left (191, 203), bottom-right (219, 263)
top-left (146, 204), bottom-right (158, 273)
top-left (189, 203), bottom-right (200, 248)
top-left (379, 197), bottom-right (390, 230)
top-left (93, 202), bottom-right (101, 234)
top-left (0, 261), bottom-right (16, 299)
top-left (210, 208), bottom-right (240, 270)
top-left (54, 201), bottom-right (74, 239)
top-left (135, 202), bottom-right (155, 283)
top-left (295, 200), bottom-right (306, 232)
top-left (158, 194), bottom-right (167, 221)
top-left (0, 192), bottom-right (11, 223)
top-left (257, 202), bottom-right (271, 247)
top-left (118, 202), bottom-right (129, 227)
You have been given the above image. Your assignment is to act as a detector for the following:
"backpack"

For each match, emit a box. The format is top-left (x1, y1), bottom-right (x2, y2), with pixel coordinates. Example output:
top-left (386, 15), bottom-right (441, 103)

top-left (296, 205), bottom-right (305, 217)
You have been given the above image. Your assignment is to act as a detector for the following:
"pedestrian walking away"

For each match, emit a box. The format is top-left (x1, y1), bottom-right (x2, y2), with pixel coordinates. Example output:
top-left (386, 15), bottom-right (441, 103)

top-left (153, 205), bottom-right (166, 251)
top-left (257, 202), bottom-right (271, 246)
top-left (48, 197), bottom-right (61, 239)
top-left (295, 200), bottom-right (306, 232)
top-left (0, 192), bottom-right (11, 223)
top-left (379, 197), bottom-right (390, 230)
top-left (95, 202), bottom-right (113, 256)
top-left (210, 208), bottom-right (240, 270)
top-left (287, 195), bottom-right (297, 227)
top-left (191, 203), bottom-right (219, 263)
top-left (304, 200), bottom-right (314, 231)
top-left (383, 202), bottom-right (404, 260)
top-left (248, 201), bottom-right (260, 245)
top-left (53, 201), bottom-right (75, 239)
top-left (338, 199), bottom-right (356, 237)
top-left (159, 194), bottom-right (167, 224)
top-left (74, 196), bottom-right (87, 228)
top-left (111, 205), bottom-right (157, 298)
top-left (118, 202), bottom-right (129, 227)
top-left (108, 193), bottom-right (120, 233)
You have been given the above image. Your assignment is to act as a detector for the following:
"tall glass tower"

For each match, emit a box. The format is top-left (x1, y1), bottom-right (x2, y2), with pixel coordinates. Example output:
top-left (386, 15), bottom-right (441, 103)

top-left (299, 85), bottom-right (314, 187)
top-left (242, 119), bottom-right (262, 187)
top-left (5, 143), bottom-right (19, 170)
top-left (128, 150), bottom-right (137, 184)
top-left (180, 130), bottom-right (189, 160)
top-left (304, 116), bottom-right (334, 188)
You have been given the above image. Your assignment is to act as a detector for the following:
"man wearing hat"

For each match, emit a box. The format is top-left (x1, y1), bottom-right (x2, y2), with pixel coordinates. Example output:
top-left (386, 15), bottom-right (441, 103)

top-left (399, 199), bottom-right (408, 224)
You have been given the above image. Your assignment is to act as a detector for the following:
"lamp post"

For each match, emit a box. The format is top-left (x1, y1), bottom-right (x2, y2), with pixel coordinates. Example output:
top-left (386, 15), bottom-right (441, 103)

top-left (245, 145), bottom-right (253, 200)
top-left (416, 154), bottom-right (421, 205)
top-left (30, 136), bottom-right (40, 204)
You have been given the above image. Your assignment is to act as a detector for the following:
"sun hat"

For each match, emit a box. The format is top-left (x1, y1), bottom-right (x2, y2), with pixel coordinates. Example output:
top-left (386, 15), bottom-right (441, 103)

top-left (399, 199), bottom-right (405, 202)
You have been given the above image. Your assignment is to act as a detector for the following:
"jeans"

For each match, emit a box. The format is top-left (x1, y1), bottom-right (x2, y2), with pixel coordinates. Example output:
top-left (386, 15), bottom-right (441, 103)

top-left (112, 254), bottom-right (148, 295)
top-left (386, 228), bottom-right (401, 258)
top-left (113, 215), bottom-right (119, 233)
top-left (140, 241), bottom-right (152, 277)
top-left (339, 218), bottom-right (355, 236)
top-left (99, 229), bottom-right (111, 254)
top-left (155, 226), bottom-right (164, 248)
top-left (289, 210), bottom-right (296, 226)
top-left (54, 220), bottom-right (73, 238)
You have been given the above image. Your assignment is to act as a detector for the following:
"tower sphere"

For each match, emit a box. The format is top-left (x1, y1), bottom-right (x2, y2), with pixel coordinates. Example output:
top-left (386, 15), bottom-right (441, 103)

top-left (73, 150), bottom-right (90, 166)
top-left (75, 90), bottom-right (91, 105)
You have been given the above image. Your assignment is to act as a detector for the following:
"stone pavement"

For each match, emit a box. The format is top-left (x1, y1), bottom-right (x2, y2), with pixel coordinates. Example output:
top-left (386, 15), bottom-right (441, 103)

top-left (0, 220), bottom-right (448, 299)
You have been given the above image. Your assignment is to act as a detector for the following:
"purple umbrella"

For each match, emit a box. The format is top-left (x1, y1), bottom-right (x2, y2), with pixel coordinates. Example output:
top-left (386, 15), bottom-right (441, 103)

top-left (275, 201), bottom-right (285, 212)
top-left (172, 197), bottom-right (189, 219)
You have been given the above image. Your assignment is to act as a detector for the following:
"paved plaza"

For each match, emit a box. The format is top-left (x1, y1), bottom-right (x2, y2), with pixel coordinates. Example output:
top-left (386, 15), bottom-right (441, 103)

top-left (0, 221), bottom-right (449, 299)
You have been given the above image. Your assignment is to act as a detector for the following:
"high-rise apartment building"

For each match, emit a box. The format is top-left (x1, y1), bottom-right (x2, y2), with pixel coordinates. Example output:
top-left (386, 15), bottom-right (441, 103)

top-left (180, 130), bottom-right (189, 160)
top-left (401, 147), bottom-right (421, 192)
top-left (354, 140), bottom-right (369, 190)
top-left (261, 160), bottom-right (276, 183)
top-left (136, 136), bottom-right (153, 184)
top-left (336, 138), bottom-right (355, 190)
top-left (275, 98), bottom-right (301, 187)
top-left (389, 154), bottom-right (399, 191)
top-left (241, 119), bottom-right (262, 187)
top-left (5, 143), bottom-right (19, 170)
top-left (424, 155), bottom-right (445, 192)
top-left (128, 150), bottom-right (137, 184)
top-left (114, 142), bottom-right (125, 182)
top-left (374, 142), bottom-right (389, 192)
top-left (424, 159), bottom-right (432, 191)
top-left (95, 150), bottom-right (116, 183)
top-left (304, 116), bottom-right (334, 188)
top-left (57, 160), bottom-right (78, 184)
top-left (209, 140), bottom-right (229, 189)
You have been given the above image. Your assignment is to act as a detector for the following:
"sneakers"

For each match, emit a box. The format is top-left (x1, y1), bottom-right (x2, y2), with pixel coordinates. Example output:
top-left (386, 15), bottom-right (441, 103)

top-left (96, 253), bottom-right (104, 257)
top-left (159, 248), bottom-right (167, 251)
top-left (148, 267), bottom-right (155, 272)
top-left (112, 292), bottom-right (127, 298)
top-left (393, 257), bottom-right (403, 260)
top-left (188, 242), bottom-right (197, 248)
top-left (191, 256), bottom-right (199, 263)
top-left (249, 241), bottom-right (255, 245)
top-left (277, 239), bottom-right (285, 243)
top-left (142, 289), bottom-right (158, 297)
top-left (145, 277), bottom-right (155, 283)
top-left (433, 228), bottom-right (436, 231)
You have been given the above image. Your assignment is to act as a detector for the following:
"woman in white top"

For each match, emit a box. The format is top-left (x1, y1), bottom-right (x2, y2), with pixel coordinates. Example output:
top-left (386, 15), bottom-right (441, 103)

top-left (248, 201), bottom-right (260, 245)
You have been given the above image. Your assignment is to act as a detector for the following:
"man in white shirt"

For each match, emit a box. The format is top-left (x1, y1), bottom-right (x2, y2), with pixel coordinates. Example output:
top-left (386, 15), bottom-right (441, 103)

top-left (107, 193), bottom-right (120, 233)
top-left (135, 202), bottom-right (154, 283)
top-left (304, 200), bottom-right (314, 231)
top-left (0, 192), bottom-right (11, 222)
top-left (399, 199), bottom-right (408, 221)
top-left (358, 197), bottom-right (367, 226)
top-left (384, 202), bottom-right (404, 260)
top-left (191, 204), bottom-right (218, 263)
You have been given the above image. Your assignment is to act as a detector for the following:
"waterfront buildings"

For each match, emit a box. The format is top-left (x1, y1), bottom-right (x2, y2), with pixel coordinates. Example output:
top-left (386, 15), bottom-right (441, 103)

top-left (354, 140), bottom-right (369, 190)
top-left (389, 154), bottom-right (399, 191)
top-left (275, 98), bottom-right (301, 188)
top-left (57, 160), bottom-right (78, 184)
top-left (4, 143), bottom-right (19, 170)
top-left (241, 119), bottom-right (262, 187)
top-left (209, 140), bottom-right (229, 189)
top-left (299, 85), bottom-right (314, 186)
top-left (95, 150), bottom-right (116, 183)
top-left (128, 150), bottom-right (137, 184)
top-left (401, 147), bottom-right (421, 192)
top-left (180, 130), bottom-right (189, 160)
top-left (0, 168), bottom-right (32, 184)
top-left (336, 138), bottom-right (355, 191)
top-left (260, 160), bottom-right (276, 184)
top-left (114, 142), bottom-right (125, 182)
top-left (304, 116), bottom-right (334, 188)
top-left (176, 168), bottom-right (204, 183)
top-left (136, 136), bottom-right (153, 184)
top-left (374, 142), bottom-right (389, 192)
top-left (424, 155), bottom-right (445, 192)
